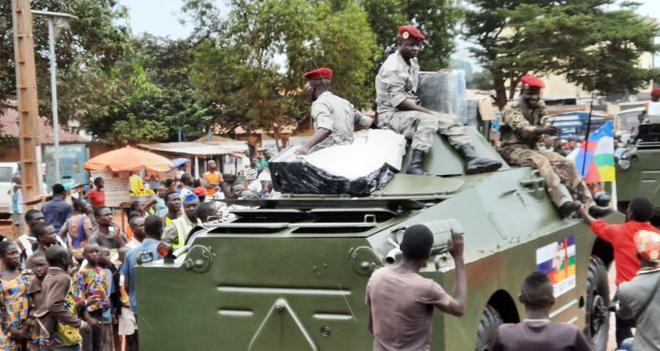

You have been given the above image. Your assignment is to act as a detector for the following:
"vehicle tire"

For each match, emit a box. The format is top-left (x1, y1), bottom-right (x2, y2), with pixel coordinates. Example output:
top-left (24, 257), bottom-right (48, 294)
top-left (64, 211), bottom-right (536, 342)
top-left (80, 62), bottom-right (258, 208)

top-left (475, 305), bottom-right (503, 351)
top-left (585, 256), bottom-right (610, 351)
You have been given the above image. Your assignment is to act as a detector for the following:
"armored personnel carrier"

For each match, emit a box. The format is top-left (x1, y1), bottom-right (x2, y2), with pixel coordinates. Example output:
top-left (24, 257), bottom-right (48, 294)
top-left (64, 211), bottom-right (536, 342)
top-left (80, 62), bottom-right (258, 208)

top-left (135, 124), bottom-right (618, 350)
top-left (616, 119), bottom-right (660, 224)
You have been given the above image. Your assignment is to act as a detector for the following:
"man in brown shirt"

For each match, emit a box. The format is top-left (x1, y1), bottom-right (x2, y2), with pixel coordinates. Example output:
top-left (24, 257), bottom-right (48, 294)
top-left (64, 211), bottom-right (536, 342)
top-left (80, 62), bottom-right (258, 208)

top-left (486, 271), bottom-right (593, 351)
top-left (366, 224), bottom-right (467, 351)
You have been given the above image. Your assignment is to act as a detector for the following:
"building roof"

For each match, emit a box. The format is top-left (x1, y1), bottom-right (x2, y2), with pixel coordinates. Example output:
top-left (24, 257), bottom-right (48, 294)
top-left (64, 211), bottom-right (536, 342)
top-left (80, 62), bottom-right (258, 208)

top-left (139, 140), bottom-right (248, 156)
top-left (1, 104), bottom-right (89, 144)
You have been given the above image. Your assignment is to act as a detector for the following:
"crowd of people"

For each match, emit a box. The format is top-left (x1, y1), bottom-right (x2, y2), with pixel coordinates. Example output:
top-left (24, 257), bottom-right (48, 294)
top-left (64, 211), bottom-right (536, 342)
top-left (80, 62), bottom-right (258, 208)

top-left (0, 154), bottom-right (277, 351)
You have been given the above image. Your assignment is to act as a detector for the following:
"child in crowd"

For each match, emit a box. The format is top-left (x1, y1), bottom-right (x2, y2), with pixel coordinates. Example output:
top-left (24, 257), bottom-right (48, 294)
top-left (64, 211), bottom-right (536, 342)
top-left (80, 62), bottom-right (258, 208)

top-left (38, 246), bottom-right (89, 351)
top-left (0, 239), bottom-right (31, 350)
top-left (75, 244), bottom-right (113, 351)
top-left (100, 247), bottom-right (122, 350)
top-left (26, 252), bottom-right (49, 350)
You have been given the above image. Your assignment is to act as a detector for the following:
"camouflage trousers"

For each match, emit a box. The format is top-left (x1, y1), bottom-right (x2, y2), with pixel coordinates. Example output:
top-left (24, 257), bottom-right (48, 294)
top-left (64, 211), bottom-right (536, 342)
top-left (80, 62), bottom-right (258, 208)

top-left (378, 110), bottom-right (471, 152)
top-left (500, 146), bottom-right (594, 207)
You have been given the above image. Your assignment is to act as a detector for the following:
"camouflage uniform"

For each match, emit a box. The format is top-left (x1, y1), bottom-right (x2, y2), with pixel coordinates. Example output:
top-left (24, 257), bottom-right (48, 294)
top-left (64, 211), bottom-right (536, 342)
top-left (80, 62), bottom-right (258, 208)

top-left (375, 51), bottom-right (470, 152)
top-left (310, 91), bottom-right (373, 153)
top-left (500, 98), bottom-right (593, 207)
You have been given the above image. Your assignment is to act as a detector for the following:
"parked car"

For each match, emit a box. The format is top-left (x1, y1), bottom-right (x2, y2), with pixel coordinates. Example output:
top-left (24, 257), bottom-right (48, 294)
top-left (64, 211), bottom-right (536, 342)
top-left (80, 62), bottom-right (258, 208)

top-left (0, 162), bottom-right (19, 215)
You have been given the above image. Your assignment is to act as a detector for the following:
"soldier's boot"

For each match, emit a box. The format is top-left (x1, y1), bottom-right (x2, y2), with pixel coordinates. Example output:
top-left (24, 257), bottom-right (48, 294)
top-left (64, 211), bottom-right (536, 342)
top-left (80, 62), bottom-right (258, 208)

top-left (588, 205), bottom-right (612, 218)
top-left (549, 184), bottom-right (581, 218)
top-left (594, 192), bottom-right (611, 207)
top-left (559, 201), bottom-right (582, 218)
top-left (407, 150), bottom-right (430, 175)
top-left (457, 144), bottom-right (502, 174)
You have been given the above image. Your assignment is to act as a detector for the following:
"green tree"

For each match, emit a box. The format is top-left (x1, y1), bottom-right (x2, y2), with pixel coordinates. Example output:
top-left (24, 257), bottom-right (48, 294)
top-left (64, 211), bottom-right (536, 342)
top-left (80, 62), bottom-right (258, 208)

top-left (361, 0), bottom-right (462, 70)
top-left (70, 36), bottom-right (219, 143)
top-left (464, 0), bottom-right (660, 106)
top-left (187, 0), bottom-right (379, 147)
top-left (108, 114), bottom-right (169, 145)
top-left (0, 0), bottom-right (129, 123)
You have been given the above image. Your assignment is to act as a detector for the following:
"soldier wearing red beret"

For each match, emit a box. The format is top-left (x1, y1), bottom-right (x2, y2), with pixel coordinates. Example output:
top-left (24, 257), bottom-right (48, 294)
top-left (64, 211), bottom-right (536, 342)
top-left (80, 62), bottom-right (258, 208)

top-left (375, 25), bottom-right (502, 175)
top-left (296, 67), bottom-right (373, 155)
top-left (500, 75), bottom-right (609, 218)
top-left (638, 87), bottom-right (660, 125)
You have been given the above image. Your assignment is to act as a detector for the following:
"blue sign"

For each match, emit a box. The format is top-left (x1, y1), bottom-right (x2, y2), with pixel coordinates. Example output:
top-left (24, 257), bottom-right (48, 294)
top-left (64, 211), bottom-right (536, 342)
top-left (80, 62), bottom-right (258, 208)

top-left (548, 112), bottom-right (610, 137)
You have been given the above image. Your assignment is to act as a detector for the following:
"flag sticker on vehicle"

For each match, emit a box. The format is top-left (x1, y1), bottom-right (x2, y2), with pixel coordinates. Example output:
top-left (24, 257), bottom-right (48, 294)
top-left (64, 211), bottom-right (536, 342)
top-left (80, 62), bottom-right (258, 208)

top-left (536, 236), bottom-right (577, 297)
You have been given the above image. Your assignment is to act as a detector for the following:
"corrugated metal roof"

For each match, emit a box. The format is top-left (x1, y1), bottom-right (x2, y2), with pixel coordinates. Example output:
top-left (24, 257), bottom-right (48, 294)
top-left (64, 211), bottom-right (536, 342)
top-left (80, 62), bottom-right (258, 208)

top-left (1, 102), bottom-right (89, 143)
top-left (139, 141), bottom-right (248, 156)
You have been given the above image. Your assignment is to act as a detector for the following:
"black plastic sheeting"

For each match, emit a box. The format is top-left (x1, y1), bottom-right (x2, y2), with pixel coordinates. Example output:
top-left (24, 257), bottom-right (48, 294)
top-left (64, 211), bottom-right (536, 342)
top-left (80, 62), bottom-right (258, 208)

top-left (269, 150), bottom-right (396, 196)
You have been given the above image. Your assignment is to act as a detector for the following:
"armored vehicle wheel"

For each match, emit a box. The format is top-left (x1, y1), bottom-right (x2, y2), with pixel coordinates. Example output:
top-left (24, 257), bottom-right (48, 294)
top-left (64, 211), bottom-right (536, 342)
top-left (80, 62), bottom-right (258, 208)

top-left (585, 256), bottom-right (609, 351)
top-left (475, 305), bottom-right (503, 351)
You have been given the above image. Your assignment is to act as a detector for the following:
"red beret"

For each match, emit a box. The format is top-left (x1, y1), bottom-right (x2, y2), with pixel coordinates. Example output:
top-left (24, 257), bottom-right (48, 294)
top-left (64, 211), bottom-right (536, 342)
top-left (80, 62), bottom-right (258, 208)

top-left (652, 87), bottom-right (660, 99)
top-left (304, 67), bottom-right (333, 80)
top-left (398, 25), bottom-right (425, 41)
top-left (521, 75), bottom-right (545, 89)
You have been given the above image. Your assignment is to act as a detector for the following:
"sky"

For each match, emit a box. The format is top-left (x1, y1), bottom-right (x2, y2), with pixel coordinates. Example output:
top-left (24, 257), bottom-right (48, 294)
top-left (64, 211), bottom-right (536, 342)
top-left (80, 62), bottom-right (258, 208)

top-left (120, 0), bottom-right (660, 67)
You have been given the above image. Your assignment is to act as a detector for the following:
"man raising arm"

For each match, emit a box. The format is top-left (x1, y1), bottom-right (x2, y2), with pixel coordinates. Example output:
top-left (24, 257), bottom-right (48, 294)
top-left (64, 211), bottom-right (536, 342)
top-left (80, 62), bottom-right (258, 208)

top-left (366, 224), bottom-right (467, 350)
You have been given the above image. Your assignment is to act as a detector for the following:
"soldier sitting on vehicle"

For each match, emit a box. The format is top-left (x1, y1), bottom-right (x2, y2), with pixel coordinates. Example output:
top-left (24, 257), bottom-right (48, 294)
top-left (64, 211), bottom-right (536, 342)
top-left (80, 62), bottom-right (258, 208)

top-left (375, 25), bottom-right (502, 175)
top-left (499, 75), bottom-right (609, 218)
top-left (296, 67), bottom-right (373, 155)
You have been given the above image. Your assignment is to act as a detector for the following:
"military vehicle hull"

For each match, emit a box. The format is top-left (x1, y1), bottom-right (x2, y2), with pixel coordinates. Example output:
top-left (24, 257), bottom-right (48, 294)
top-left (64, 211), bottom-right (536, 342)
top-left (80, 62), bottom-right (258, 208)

top-left (616, 122), bottom-right (660, 224)
top-left (136, 71), bottom-right (618, 349)
top-left (136, 164), bottom-right (618, 350)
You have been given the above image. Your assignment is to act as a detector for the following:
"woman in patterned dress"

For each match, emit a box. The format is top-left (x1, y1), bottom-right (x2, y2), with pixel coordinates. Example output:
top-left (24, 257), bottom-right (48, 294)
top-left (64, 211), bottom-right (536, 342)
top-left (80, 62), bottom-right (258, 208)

top-left (0, 239), bottom-right (31, 351)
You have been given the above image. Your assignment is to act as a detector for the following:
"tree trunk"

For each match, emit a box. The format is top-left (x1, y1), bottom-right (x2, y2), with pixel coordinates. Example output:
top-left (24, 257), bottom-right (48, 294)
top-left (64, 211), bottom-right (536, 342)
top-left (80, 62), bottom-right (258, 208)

top-left (493, 73), bottom-right (508, 108)
top-left (508, 73), bottom-right (523, 101)
top-left (272, 123), bottom-right (283, 151)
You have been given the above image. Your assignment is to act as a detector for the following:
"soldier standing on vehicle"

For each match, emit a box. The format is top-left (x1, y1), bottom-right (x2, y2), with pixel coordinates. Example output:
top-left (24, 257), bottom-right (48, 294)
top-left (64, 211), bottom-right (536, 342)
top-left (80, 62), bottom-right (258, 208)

top-left (499, 75), bottom-right (608, 218)
top-left (375, 25), bottom-right (501, 175)
top-left (366, 224), bottom-right (467, 350)
top-left (642, 87), bottom-right (660, 120)
top-left (296, 67), bottom-right (373, 155)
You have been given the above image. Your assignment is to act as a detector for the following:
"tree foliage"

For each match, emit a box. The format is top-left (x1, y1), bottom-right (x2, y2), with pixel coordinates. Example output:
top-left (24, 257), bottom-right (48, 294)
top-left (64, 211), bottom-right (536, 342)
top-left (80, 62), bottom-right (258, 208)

top-left (68, 36), bottom-right (219, 143)
top-left (464, 0), bottom-right (660, 106)
top-left (187, 0), bottom-right (379, 145)
top-left (0, 0), bottom-right (129, 120)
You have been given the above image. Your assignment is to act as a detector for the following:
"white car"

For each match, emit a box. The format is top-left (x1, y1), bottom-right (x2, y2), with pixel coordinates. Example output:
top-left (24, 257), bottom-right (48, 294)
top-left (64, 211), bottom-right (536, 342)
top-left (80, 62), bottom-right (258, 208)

top-left (0, 162), bottom-right (19, 214)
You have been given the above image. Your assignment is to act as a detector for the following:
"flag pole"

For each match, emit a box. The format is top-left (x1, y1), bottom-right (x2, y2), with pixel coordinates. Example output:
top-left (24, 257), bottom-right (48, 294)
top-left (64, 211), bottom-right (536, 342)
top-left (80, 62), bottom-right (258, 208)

top-left (581, 98), bottom-right (594, 176)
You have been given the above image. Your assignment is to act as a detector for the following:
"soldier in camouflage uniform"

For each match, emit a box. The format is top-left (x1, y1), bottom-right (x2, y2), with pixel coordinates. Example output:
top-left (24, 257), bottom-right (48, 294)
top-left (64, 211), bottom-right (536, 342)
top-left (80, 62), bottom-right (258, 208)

top-left (375, 25), bottom-right (501, 175)
top-left (297, 67), bottom-right (373, 155)
top-left (500, 75), bottom-right (606, 218)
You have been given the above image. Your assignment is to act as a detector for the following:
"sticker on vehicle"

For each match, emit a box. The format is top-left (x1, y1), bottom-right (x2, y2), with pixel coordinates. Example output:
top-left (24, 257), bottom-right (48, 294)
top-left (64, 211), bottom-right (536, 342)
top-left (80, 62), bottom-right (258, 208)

top-left (536, 236), bottom-right (576, 297)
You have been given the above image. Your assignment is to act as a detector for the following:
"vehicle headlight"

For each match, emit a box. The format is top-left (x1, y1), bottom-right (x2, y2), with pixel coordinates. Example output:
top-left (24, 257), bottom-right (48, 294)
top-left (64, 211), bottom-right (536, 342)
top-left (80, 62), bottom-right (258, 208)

top-left (618, 158), bottom-right (631, 170)
top-left (617, 150), bottom-right (632, 170)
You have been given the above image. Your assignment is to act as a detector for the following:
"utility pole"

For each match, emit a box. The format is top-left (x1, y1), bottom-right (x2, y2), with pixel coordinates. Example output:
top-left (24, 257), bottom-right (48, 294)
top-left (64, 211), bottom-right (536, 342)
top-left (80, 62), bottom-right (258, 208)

top-left (31, 10), bottom-right (78, 184)
top-left (11, 0), bottom-right (41, 206)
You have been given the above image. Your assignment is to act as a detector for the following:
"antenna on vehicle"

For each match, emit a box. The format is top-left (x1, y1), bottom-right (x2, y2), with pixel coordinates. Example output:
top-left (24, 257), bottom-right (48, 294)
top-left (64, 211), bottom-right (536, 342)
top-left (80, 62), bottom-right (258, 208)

top-left (580, 96), bottom-right (595, 176)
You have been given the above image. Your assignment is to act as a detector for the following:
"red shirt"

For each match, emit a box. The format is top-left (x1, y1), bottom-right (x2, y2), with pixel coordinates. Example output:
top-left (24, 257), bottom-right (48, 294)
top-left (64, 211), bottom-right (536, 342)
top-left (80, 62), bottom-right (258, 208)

top-left (86, 189), bottom-right (105, 207)
top-left (591, 219), bottom-right (660, 286)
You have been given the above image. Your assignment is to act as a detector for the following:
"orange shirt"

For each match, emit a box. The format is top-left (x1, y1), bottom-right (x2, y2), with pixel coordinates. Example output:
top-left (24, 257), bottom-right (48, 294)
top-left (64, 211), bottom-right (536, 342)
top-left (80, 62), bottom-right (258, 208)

top-left (203, 171), bottom-right (222, 196)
